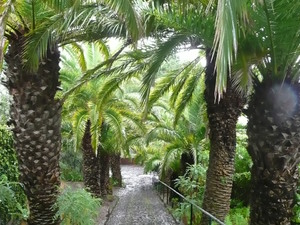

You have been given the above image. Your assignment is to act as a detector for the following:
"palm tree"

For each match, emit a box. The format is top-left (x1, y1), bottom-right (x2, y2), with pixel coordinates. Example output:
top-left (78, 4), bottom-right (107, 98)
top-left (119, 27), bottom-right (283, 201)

top-left (3, 2), bottom-right (64, 223)
top-left (61, 43), bottom-right (146, 196)
top-left (212, 1), bottom-right (300, 224)
top-left (1, 0), bottom-right (142, 222)
top-left (144, 91), bottom-right (207, 180)
top-left (60, 43), bottom-right (109, 196)
top-left (139, 2), bottom-right (245, 223)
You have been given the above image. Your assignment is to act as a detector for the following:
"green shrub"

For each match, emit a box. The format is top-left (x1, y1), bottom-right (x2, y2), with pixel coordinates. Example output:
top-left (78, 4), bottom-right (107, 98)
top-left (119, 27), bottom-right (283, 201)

top-left (225, 207), bottom-right (250, 225)
top-left (60, 162), bottom-right (83, 182)
top-left (55, 188), bottom-right (101, 225)
top-left (0, 126), bottom-right (28, 224)
top-left (60, 140), bottom-right (83, 182)
top-left (0, 175), bottom-right (28, 225)
top-left (232, 126), bottom-right (252, 207)
top-left (172, 163), bottom-right (207, 224)
top-left (0, 126), bottom-right (18, 181)
top-left (0, 93), bottom-right (10, 124)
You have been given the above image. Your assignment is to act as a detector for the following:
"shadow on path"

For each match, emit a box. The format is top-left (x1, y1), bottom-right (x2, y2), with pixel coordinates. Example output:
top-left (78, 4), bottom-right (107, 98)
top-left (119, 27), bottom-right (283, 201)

top-left (105, 165), bottom-right (177, 225)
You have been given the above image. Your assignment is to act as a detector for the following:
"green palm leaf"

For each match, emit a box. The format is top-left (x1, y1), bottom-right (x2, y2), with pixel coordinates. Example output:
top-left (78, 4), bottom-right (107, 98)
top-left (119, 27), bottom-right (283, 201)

top-left (141, 33), bottom-right (190, 112)
top-left (174, 67), bottom-right (204, 126)
top-left (101, 0), bottom-right (141, 41)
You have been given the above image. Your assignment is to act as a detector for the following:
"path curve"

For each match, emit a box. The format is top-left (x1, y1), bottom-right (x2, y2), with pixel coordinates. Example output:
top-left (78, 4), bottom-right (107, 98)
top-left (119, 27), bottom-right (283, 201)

top-left (105, 165), bottom-right (177, 225)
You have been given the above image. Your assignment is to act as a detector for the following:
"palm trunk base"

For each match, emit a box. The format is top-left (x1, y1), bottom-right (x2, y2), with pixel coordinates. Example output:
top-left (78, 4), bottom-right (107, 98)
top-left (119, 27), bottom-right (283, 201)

top-left (201, 49), bottom-right (244, 224)
top-left (27, 189), bottom-right (60, 225)
top-left (100, 150), bottom-right (111, 196)
top-left (247, 81), bottom-right (300, 225)
top-left (82, 120), bottom-right (101, 197)
top-left (110, 152), bottom-right (122, 187)
top-left (5, 36), bottom-right (61, 225)
top-left (249, 166), bottom-right (298, 225)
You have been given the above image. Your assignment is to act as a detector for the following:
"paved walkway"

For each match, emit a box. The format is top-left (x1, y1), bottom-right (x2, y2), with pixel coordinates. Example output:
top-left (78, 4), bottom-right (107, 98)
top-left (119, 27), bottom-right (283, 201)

top-left (105, 165), bottom-right (177, 225)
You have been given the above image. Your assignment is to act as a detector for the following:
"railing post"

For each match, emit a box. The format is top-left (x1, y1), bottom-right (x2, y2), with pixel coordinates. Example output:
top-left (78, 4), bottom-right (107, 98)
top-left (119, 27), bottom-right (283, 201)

top-left (163, 185), bottom-right (165, 202)
top-left (166, 188), bottom-right (169, 204)
top-left (154, 180), bottom-right (226, 225)
top-left (190, 204), bottom-right (193, 225)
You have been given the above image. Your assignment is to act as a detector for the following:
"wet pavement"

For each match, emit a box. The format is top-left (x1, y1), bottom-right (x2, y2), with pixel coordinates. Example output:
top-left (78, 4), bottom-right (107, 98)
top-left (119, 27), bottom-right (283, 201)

top-left (105, 165), bottom-right (177, 225)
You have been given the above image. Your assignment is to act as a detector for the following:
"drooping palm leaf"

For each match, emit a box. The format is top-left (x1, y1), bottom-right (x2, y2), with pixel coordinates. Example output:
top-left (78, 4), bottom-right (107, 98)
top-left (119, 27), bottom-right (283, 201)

top-left (174, 67), bottom-right (204, 126)
top-left (101, 0), bottom-right (142, 42)
top-left (212, 0), bottom-right (249, 99)
top-left (140, 33), bottom-right (191, 111)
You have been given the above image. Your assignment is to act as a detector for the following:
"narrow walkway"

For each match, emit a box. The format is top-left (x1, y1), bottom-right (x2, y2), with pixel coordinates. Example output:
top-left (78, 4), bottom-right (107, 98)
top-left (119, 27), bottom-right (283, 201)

top-left (105, 165), bottom-right (177, 225)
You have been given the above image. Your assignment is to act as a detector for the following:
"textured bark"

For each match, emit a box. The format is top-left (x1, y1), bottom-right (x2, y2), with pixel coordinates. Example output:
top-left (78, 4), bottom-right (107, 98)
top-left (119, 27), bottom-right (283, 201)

top-left (110, 152), bottom-right (122, 187)
top-left (82, 120), bottom-right (100, 197)
top-left (247, 80), bottom-right (300, 225)
top-left (99, 147), bottom-right (111, 196)
top-left (5, 35), bottom-right (61, 225)
top-left (201, 49), bottom-right (245, 224)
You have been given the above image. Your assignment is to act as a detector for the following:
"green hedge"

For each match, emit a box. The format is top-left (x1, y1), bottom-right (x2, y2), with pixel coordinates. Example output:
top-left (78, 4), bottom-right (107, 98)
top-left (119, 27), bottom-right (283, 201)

top-left (0, 126), bottom-right (28, 224)
top-left (0, 126), bottom-right (18, 181)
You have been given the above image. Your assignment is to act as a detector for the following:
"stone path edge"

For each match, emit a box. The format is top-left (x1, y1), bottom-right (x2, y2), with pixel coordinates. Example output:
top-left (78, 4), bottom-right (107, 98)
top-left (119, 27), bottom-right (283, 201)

top-left (155, 190), bottom-right (182, 225)
top-left (97, 194), bottom-right (120, 225)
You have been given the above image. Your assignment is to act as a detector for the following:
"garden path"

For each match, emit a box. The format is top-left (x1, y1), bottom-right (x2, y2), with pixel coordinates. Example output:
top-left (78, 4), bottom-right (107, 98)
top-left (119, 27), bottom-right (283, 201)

top-left (104, 165), bottom-right (177, 225)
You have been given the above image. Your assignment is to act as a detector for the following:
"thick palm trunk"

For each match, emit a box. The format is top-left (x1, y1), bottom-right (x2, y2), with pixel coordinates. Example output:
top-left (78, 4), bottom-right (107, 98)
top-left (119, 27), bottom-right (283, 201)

top-left (99, 147), bottom-right (111, 196)
top-left (82, 120), bottom-right (101, 197)
top-left (247, 81), bottom-right (300, 225)
top-left (5, 36), bottom-right (61, 225)
top-left (110, 152), bottom-right (122, 187)
top-left (201, 49), bottom-right (244, 224)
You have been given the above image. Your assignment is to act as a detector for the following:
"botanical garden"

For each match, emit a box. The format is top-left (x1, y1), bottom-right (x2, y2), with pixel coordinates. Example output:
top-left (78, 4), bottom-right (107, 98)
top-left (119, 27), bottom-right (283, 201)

top-left (0, 0), bottom-right (299, 224)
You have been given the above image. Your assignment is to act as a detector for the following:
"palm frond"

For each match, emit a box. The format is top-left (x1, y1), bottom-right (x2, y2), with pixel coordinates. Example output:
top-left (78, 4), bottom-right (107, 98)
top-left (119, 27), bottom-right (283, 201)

top-left (169, 62), bottom-right (195, 107)
top-left (95, 39), bottom-right (110, 61)
top-left (213, 0), bottom-right (248, 99)
top-left (69, 42), bottom-right (87, 72)
top-left (141, 33), bottom-right (190, 113)
top-left (72, 108), bottom-right (89, 151)
top-left (145, 124), bottom-right (181, 145)
top-left (104, 108), bottom-right (124, 148)
top-left (101, 0), bottom-right (141, 41)
top-left (160, 143), bottom-right (181, 179)
top-left (174, 67), bottom-right (204, 126)
top-left (146, 59), bottom-right (200, 116)
top-left (118, 109), bottom-right (146, 134)
top-left (61, 42), bottom-right (131, 101)
top-left (0, 0), bottom-right (16, 68)
top-left (23, 12), bottom-right (64, 71)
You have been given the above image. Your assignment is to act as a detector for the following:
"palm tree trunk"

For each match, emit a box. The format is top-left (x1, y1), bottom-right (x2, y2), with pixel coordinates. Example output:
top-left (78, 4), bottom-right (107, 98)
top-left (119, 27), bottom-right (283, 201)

top-left (99, 147), bottom-right (111, 196)
top-left (247, 80), bottom-right (300, 225)
top-left (201, 49), bottom-right (244, 224)
top-left (5, 35), bottom-right (61, 225)
top-left (82, 120), bottom-right (101, 197)
top-left (110, 152), bottom-right (122, 187)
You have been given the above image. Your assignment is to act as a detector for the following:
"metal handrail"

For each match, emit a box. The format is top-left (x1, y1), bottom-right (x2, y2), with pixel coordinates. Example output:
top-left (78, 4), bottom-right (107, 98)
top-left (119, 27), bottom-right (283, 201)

top-left (154, 178), bottom-right (226, 225)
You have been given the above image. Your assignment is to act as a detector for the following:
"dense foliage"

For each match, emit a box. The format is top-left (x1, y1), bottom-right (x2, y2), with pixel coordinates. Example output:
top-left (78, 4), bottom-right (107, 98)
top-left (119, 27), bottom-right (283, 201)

top-left (55, 188), bottom-right (101, 225)
top-left (171, 126), bottom-right (251, 224)
top-left (0, 126), bottom-right (28, 224)
top-left (0, 92), bottom-right (9, 124)
top-left (60, 138), bottom-right (83, 182)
